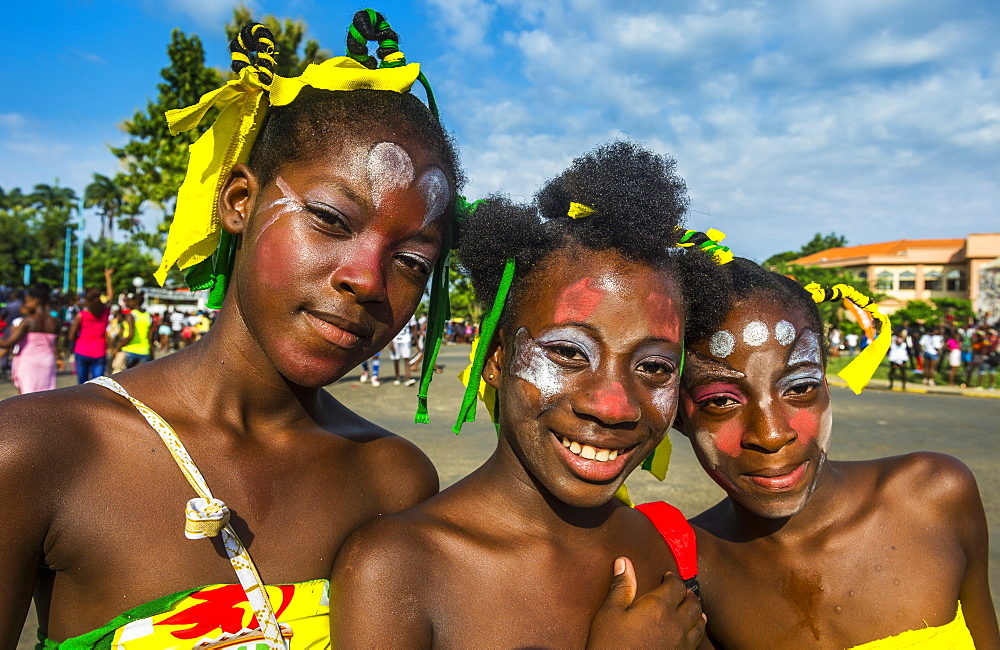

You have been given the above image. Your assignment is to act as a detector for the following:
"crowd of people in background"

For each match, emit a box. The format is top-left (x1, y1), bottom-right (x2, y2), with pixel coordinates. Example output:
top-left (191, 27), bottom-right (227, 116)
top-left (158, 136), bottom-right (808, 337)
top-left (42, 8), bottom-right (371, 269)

top-left (358, 316), bottom-right (478, 388)
top-left (829, 315), bottom-right (1000, 391)
top-left (0, 272), bottom-right (217, 394)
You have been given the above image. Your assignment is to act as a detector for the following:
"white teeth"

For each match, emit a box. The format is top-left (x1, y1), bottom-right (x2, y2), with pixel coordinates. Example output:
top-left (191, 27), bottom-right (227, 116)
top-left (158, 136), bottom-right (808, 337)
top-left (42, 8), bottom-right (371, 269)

top-left (560, 437), bottom-right (622, 462)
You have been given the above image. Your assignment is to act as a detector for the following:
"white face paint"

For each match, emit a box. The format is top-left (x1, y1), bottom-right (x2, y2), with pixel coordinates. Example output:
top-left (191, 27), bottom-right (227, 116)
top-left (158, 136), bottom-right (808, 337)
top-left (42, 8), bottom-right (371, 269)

top-left (788, 329), bottom-right (821, 366)
top-left (709, 330), bottom-right (736, 358)
top-left (366, 142), bottom-right (415, 210)
top-left (774, 320), bottom-right (796, 346)
top-left (416, 167), bottom-right (449, 227)
top-left (256, 176), bottom-right (302, 240)
top-left (509, 327), bottom-right (566, 405)
top-left (742, 321), bottom-right (769, 346)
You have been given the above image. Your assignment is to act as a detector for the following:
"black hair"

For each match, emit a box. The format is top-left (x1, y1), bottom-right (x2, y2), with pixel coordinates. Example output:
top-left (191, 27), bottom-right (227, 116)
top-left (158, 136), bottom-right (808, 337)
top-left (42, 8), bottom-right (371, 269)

top-left (247, 88), bottom-right (463, 192)
top-left (456, 140), bottom-right (726, 337)
top-left (685, 257), bottom-right (826, 360)
top-left (26, 283), bottom-right (51, 307)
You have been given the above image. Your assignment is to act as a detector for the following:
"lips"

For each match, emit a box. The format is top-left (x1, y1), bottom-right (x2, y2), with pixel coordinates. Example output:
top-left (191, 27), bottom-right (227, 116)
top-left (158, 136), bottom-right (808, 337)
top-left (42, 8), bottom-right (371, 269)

top-left (551, 431), bottom-right (638, 483)
top-left (744, 461), bottom-right (808, 491)
top-left (303, 310), bottom-right (371, 349)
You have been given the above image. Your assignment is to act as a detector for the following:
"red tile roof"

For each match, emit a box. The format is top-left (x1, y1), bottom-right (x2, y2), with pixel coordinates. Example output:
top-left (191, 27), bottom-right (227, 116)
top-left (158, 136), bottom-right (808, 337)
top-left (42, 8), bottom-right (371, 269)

top-left (792, 238), bottom-right (964, 265)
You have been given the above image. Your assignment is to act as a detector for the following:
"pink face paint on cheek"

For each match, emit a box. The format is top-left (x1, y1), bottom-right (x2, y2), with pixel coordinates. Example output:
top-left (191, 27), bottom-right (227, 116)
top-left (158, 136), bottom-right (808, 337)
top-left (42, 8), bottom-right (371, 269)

top-left (716, 420), bottom-right (744, 458)
top-left (645, 292), bottom-right (680, 340)
top-left (788, 408), bottom-right (818, 445)
top-left (589, 382), bottom-right (634, 421)
top-left (553, 277), bottom-right (602, 324)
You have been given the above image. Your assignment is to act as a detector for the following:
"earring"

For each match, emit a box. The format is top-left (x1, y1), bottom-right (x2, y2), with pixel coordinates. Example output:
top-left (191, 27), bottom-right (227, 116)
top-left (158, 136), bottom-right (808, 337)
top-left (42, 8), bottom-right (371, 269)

top-left (488, 373), bottom-right (495, 380)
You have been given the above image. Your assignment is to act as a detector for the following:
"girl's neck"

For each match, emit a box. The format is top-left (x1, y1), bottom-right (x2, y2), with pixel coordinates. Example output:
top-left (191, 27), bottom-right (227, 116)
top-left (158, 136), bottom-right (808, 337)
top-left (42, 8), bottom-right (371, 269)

top-left (470, 438), bottom-right (620, 537)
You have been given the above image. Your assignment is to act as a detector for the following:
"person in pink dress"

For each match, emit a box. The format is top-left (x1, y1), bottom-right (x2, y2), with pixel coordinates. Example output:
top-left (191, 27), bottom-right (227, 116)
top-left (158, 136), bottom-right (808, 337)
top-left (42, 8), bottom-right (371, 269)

top-left (0, 284), bottom-right (59, 394)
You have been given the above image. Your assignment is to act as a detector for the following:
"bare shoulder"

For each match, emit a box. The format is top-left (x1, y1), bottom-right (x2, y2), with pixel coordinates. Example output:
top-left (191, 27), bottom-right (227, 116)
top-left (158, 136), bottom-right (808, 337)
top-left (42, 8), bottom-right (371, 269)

top-left (318, 392), bottom-right (439, 513)
top-left (689, 499), bottom-right (734, 540)
top-left (867, 452), bottom-right (980, 513)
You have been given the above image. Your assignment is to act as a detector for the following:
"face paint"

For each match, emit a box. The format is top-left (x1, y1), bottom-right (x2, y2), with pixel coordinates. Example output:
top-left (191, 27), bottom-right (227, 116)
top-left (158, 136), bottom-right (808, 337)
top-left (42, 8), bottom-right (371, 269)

top-left (416, 167), bottom-right (450, 227)
top-left (715, 419), bottom-right (744, 458)
top-left (366, 142), bottom-right (415, 210)
top-left (509, 327), bottom-right (568, 405)
top-left (788, 329), bottom-right (821, 366)
top-left (709, 330), bottom-right (736, 358)
top-left (644, 292), bottom-right (681, 341)
top-left (553, 277), bottom-right (603, 324)
top-left (742, 321), bottom-right (769, 346)
top-left (789, 408), bottom-right (818, 445)
top-left (255, 176), bottom-right (302, 240)
top-left (774, 320), bottom-right (796, 346)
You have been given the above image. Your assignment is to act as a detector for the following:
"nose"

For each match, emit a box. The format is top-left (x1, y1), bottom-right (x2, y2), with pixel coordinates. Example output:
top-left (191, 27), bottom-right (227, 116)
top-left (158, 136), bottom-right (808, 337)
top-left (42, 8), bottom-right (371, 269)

top-left (573, 377), bottom-right (641, 426)
top-left (330, 237), bottom-right (389, 304)
top-left (743, 400), bottom-right (797, 453)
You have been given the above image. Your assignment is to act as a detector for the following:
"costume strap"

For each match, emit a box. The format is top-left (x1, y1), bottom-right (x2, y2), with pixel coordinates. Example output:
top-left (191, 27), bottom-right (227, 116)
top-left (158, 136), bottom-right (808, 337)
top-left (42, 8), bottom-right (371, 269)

top-left (155, 12), bottom-right (423, 309)
top-left (803, 282), bottom-right (891, 394)
top-left (88, 376), bottom-right (288, 649)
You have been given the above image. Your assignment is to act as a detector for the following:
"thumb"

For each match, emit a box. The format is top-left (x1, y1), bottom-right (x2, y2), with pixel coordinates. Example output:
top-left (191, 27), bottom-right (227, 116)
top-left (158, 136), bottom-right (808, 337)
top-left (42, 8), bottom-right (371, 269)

top-left (601, 557), bottom-right (637, 611)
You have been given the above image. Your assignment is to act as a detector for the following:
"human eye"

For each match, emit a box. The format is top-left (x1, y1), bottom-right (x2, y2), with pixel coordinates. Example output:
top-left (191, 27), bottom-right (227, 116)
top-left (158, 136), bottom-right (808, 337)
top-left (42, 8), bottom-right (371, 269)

top-left (688, 382), bottom-right (745, 413)
top-left (395, 252), bottom-right (433, 279)
top-left (305, 202), bottom-right (350, 232)
top-left (636, 357), bottom-right (676, 384)
top-left (544, 343), bottom-right (588, 365)
top-left (784, 380), bottom-right (819, 398)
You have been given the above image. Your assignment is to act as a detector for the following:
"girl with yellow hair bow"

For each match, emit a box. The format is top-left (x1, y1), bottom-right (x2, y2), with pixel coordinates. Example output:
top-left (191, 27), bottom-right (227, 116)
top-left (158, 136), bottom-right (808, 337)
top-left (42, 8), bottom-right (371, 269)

top-left (3, 11), bottom-right (465, 649)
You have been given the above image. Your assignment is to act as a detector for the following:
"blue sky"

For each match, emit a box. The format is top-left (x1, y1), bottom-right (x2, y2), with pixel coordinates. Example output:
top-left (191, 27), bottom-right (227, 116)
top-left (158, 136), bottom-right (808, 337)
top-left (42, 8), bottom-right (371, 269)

top-left (2, 0), bottom-right (998, 260)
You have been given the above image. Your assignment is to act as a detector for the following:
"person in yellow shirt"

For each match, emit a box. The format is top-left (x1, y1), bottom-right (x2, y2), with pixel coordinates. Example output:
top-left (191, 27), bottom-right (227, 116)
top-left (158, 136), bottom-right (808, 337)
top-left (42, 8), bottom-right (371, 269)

top-left (115, 291), bottom-right (155, 369)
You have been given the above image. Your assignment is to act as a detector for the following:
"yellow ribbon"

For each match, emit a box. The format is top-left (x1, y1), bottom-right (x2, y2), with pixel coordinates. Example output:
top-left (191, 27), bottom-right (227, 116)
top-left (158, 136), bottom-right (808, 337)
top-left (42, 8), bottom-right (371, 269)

top-left (678, 227), bottom-right (734, 264)
top-left (154, 56), bottom-right (422, 286)
top-left (567, 202), bottom-right (596, 219)
top-left (803, 282), bottom-right (891, 394)
top-left (458, 336), bottom-right (499, 424)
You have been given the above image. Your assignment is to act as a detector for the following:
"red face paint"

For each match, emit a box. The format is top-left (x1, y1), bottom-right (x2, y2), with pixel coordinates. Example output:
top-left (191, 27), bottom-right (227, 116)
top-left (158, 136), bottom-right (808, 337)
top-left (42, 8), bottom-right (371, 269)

top-left (716, 419), bottom-right (744, 458)
top-left (644, 292), bottom-right (681, 340)
top-left (788, 408), bottom-right (818, 445)
top-left (588, 381), bottom-right (637, 422)
top-left (553, 277), bottom-right (603, 324)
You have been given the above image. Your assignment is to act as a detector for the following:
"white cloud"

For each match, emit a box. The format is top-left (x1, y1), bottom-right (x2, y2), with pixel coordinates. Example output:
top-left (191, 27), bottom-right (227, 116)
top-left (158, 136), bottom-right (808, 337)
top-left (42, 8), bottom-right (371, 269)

top-left (427, 0), bottom-right (498, 52)
top-left (158, 0), bottom-right (250, 28)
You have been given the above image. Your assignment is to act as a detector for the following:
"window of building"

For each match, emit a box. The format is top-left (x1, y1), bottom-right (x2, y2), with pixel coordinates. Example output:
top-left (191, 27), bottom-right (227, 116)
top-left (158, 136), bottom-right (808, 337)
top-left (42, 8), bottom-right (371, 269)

top-left (898, 271), bottom-right (916, 290)
top-left (924, 271), bottom-right (942, 291)
top-left (876, 271), bottom-right (894, 291)
top-left (946, 269), bottom-right (964, 291)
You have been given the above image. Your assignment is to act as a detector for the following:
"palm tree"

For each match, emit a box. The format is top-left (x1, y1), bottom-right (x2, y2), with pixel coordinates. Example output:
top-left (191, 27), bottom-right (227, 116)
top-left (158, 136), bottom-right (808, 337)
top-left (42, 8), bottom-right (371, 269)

top-left (31, 183), bottom-right (79, 261)
top-left (84, 174), bottom-right (124, 242)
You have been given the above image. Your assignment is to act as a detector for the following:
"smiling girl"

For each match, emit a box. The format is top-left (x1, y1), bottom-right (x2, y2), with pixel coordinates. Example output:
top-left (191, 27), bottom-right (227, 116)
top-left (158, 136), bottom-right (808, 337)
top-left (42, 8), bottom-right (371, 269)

top-left (331, 141), bottom-right (722, 648)
top-left (0, 14), bottom-right (462, 648)
top-left (674, 258), bottom-right (999, 648)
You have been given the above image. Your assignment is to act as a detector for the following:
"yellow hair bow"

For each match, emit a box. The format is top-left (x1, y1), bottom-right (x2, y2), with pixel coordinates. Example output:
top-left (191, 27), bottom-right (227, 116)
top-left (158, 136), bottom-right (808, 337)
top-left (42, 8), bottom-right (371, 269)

top-left (567, 202), bottom-right (596, 219)
top-left (678, 227), bottom-right (734, 264)
top-left (154, 55), bottom-right (421, 299)
top-left (803, 282), bottom-right (891, 394)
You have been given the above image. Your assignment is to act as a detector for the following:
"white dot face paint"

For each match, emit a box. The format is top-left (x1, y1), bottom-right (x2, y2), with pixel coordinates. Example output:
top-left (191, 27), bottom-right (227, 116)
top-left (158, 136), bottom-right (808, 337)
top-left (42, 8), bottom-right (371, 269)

top-left (742, 321), bottom-right (769, 347)
top-left (709, 330), bottom-right (736, 358)
top-left (366, 142), bottom-right (415, 210)
top-left (255, 176), bottom-right (303, 240)
top-left (774, 320), bottom-right (796, 346)
top-left (788, 329), bottom-right (821, 367)
top-left (416, 167), bottom-right (449, 227)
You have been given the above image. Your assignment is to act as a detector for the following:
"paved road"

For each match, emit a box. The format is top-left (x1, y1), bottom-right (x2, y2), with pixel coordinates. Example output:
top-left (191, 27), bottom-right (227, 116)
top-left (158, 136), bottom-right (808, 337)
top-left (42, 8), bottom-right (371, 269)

top-left (5, 343), bottom-right (999, 644)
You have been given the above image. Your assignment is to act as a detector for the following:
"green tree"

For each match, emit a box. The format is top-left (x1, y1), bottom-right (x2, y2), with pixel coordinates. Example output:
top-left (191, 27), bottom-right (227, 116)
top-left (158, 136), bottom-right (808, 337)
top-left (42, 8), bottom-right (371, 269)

top-left (0, 186), bottom-right (41, 286)
top-left (84, 173), bottom-right (124, 242)
top-left (110, 29), bottom-right (223, 221)
top-left (768, 260), bottom-right (884, 330)
top-left (29, 183), bottom-right (78, 283)
top-left (448, 266), bottom-right (480, 323)
top-left (764, 232), bottom-right (849, 268)
top-left (82, 239), bottom-right (157, 294)
top-left (226, 4), bottom-right (330, 77)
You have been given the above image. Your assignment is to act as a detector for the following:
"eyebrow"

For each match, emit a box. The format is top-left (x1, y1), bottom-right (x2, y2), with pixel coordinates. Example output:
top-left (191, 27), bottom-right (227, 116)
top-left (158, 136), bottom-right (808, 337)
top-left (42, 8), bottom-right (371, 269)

top-left (684, 351), bottom-right (747, 379)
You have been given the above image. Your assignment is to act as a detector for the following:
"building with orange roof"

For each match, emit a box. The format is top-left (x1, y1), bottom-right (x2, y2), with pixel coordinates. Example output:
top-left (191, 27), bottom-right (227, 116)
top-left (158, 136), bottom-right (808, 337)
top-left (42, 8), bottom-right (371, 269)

top-left (791, 234), bottom-right (1000, 313)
